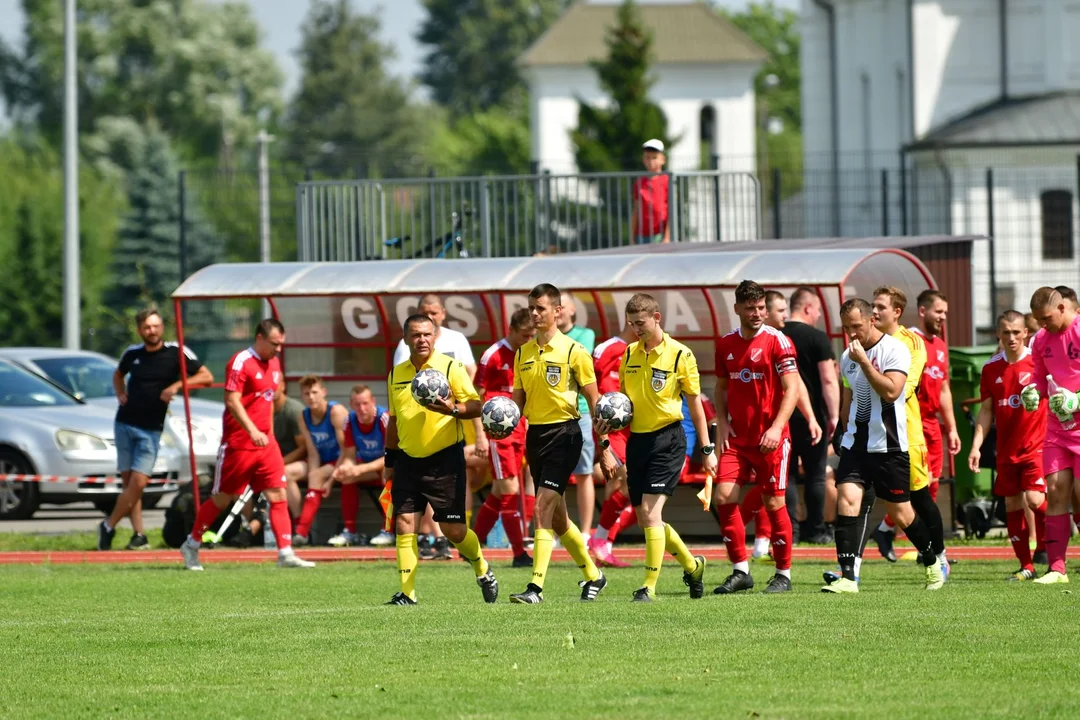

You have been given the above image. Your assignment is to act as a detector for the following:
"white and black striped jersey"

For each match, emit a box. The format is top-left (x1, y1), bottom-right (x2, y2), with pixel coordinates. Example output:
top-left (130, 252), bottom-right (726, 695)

top-left (839, 333), bottom-right (911, 453)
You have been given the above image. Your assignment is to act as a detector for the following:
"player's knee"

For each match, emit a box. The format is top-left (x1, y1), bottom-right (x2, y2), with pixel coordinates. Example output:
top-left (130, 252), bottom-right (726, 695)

top-left (211, 492), bottom-right (232, 509)
top-left (263, 487), bottom-right (286, 503)
top-left (764, 494), bottom-right (786, 512)
top-left (440, 523), bottom-right (466, 544)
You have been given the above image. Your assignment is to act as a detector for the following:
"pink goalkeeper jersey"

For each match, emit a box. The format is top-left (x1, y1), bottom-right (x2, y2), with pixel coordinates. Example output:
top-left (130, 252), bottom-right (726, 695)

top-left (1031, 316), bottom-right (1080, 442)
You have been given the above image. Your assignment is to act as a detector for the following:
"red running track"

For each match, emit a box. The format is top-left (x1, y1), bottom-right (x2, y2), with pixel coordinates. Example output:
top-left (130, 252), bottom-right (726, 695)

top-left (2, 544), bottom-right (1076, 566)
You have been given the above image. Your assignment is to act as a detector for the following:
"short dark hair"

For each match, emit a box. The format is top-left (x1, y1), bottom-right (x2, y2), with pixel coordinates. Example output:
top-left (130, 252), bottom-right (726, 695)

top-left (1055, 285), bottom-right (1078, 304)
top-left (1030, 286), bottom-right (1061, 310)
top-left (789, 287), bottom-right (816, 312)
top-left (135, 308), bottom-right (162, 327)
top-left (840, 298), bottom-right (872, 319)
top-left (764, 290), bottom-right (785, 310)
top-left (735, 280), bottom-right (765, 305)
top-left (351, 383), bottom-right (373, 398)
top-left (419, 293), bottom-right (442, 309)
top-left (1023, 312), bottom-right (1039, 333)
top-left (403, 313), bottom-right (434, 335)
top-left (997, 310), bottom-right (1025, 327)
top-left (299, 374), bottom-right (322, 389)
top-left (509, 308), bottom-right (532, 330)
top-left (255, 318), bottom-right (285, 339)
top-left (917, 289), bottom-right (947, 308)
top-left (528, 283), bottom-right (562, 305)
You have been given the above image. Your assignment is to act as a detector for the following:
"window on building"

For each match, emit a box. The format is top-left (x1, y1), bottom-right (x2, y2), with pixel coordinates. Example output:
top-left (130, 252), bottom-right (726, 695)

top-left (699, 105), bottom-right (716, 169)
top-left (1041, 190), bottom-right (1074, 260)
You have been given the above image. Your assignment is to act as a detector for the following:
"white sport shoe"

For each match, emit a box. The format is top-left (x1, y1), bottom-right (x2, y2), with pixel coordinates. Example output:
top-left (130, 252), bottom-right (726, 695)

top-left (277, 550), bottom-right (316, 569)
top-left (328, 530), bottom-right (360, 547)
top-left (181, 539), bottom-right (204, 571)
top-left (369, 530), bottom-right (395, 547)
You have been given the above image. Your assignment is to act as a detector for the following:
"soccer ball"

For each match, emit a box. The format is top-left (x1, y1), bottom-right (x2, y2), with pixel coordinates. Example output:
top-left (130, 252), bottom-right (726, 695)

top-left (411, 368), bottom-right (452, 407)
top-left (481, 396), bottom-right (521, 439)
top-left (595, 391), bottom-right (633, 430)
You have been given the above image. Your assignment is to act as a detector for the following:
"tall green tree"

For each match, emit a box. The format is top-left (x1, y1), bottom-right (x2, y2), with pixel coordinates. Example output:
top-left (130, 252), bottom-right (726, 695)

top-left (0, 0), bottom-right (283, 160)
top-left (285, 0), bottom-right (430, 177)
top-left (427, 108), bottom-right (532, 177)
top-left (572, 0), bottom-right (673, 173)
top-left (0, 135), bottom-right (123, 348)
top-left (417, 0), bottom-right (570, 118)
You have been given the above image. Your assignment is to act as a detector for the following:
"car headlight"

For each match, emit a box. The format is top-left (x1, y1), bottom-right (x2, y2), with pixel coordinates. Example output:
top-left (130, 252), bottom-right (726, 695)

top-left (159, 432), bottom-right (178, 450)
top-left (55, 429), bottom-right (109, 452)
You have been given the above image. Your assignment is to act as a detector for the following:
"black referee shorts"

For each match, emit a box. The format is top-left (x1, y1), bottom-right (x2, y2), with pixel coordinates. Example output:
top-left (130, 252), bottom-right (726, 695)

top-left (392, 442), bottom-right (467, 523)
top-left (626, 421), bottom-right (687, 507)
top-left (526, 419), bottom-right (583, 496)
top-left (836, 449), bottom-right (911, 503)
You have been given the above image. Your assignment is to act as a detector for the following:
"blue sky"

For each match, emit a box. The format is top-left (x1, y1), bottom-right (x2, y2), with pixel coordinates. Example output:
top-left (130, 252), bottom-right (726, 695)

top-left (0, 0), bottom-right (798, 104)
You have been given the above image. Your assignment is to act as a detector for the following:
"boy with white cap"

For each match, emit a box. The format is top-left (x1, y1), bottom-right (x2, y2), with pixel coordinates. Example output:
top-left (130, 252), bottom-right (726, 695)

top-left (632, 139), bottom-right (670, 244)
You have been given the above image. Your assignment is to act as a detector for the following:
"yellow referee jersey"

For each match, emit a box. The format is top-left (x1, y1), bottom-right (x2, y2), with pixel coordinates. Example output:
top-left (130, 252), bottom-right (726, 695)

top-left (620, 333), bottom-right (700, 434)
top-left (388, 351), bottom-right (479, 458)
top-left (513, 330), bottom-right (596, 425)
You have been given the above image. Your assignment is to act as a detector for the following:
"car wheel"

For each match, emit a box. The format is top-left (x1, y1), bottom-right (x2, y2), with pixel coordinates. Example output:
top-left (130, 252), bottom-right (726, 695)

top-left (0, 449), bottom-right (40, 520)
top-left (93, 496), bottom-right (118, 516)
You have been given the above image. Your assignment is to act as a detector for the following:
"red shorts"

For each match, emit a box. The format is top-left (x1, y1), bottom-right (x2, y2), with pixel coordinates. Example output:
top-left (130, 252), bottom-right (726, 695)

top-left (995, 454), bottom-right (1046, 497)
top-left (718, 439), bottom-right (791, 497)
top-left (924, 420), bottom-right (943, 479)
top-left (489, 423), bottom-right (525, 480)
top-left (213, 442), bottom-right (286, 496)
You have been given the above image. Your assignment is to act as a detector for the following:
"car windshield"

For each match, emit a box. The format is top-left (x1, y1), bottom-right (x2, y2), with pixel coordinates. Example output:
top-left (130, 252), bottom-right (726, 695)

top-left (0, 360), bottom-right (79, 407)
top-left (31, 356), bottom-right (116, 399)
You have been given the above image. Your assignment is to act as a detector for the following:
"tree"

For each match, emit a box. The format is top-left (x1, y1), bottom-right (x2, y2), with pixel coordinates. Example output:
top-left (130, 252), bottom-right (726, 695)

top-left (427, 108), bottom-right (532, 177)
top-left (417, 0), bottom-right (570, 118)
top-left (285, 0), bottom-right (431, 177)
top-left (0, 0), bottom-right (283, 160)
top-left (100, 126), bottom-right (224, 347)
top-left (572, 0), bottom-right (674, 173)
top-left (0, 134), bottom-right (123, 348)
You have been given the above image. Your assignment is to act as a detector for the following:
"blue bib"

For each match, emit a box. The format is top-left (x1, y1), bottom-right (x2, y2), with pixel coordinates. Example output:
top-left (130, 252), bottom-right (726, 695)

top-left (349, 407), bottom-right (387, 463)
top-left (303, 401), bottom-right (341, 465)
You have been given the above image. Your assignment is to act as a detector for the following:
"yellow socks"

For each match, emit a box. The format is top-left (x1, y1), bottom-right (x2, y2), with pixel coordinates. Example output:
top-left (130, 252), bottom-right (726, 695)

top-left (643, 525), bottom-right (665, 592)
top-left (395, 533), bottom-right (418, 600)
top-left (532, 528), bottom-right (554, 588)
top-left (451, 528), bottom-right (489, 577)
top-left (665, 523), bottom-right (697, 573)
top-left (561, 521), bottom-right (600, 582)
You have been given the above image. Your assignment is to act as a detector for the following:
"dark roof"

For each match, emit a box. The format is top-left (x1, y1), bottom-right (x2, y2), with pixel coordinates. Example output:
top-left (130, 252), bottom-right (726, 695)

top-left (520, 2), bottom-right (767, 67)
top-left (905, 92), bottom-right (1080, 151)
top-left (578, 235), bottom-right (988, 256)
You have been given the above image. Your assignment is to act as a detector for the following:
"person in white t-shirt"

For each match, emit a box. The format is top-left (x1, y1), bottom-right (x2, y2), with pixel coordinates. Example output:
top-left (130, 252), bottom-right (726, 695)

top-left (392, 294), bottom-right (480, 559)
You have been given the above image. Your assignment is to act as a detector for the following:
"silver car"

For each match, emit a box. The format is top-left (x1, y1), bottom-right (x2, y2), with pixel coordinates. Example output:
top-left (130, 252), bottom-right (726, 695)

top-left (0, 359), bottom-right (184, 520)
top-left (0, 347), bottom-right (225, 483)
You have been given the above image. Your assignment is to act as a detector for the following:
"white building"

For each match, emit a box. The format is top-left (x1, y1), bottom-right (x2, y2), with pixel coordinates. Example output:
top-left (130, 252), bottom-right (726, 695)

top-left (801, 0), bottom-right (1080, 330)
top-left (521, 1), bottom-right (766, 175)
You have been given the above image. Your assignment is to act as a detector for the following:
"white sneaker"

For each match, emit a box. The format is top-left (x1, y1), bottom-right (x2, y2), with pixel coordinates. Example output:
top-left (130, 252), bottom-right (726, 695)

top-left (277, 550), bottom-right (316, 568)
top-left (181, 539), bottom-right (204, 571)
top-left (328, 530), bottom-right (360, 547)
top-left (369, 530), bottom-right (395, 547)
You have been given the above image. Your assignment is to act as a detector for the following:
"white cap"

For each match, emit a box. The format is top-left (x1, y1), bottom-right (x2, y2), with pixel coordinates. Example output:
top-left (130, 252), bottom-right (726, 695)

top-left (642, 138), bottom-right (665, 152)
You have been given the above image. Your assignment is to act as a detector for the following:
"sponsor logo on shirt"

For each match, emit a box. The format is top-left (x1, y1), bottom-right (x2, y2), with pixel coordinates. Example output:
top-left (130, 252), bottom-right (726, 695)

top-left (731, 369), bottom-right (766, 383)
top-left (1070, 342), bottom-right (1079, 360)
top-left (727, 353), bottom-right (735, 361)
top-left (995, 377), bottom-right (1003, 384)
top-left (926, 366), bottom-right (946, 380)
top-left (312, 431), bottom-right (331, 444)
top-left (998, 394), bottom-right (1022, 409)
top-left (362, 438), bottom-right (379, 450)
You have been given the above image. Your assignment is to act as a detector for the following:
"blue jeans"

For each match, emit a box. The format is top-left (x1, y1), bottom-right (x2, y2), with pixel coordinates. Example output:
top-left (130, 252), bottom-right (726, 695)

top-left (574, 415), bottom-right (595, 475)
top-left (114, 422), bottom-right (161, 476)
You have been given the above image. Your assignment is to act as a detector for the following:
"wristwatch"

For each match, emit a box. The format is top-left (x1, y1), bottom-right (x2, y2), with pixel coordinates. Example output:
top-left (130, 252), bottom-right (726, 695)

top-left (599, 438), bottom-right (610, 450)
top-left (451, 405), bottom-right (460, 418)
top-left (701, 444), bottom-right (715, 456)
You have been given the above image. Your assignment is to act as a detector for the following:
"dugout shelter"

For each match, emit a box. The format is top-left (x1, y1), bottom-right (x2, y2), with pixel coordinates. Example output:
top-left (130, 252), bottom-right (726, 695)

top-left (170, 247), bottom-right (937, 519)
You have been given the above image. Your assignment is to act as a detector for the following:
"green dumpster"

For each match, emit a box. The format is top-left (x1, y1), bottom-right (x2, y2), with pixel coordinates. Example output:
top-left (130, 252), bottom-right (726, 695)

top-left (949, 345), bottom-right (999, 503)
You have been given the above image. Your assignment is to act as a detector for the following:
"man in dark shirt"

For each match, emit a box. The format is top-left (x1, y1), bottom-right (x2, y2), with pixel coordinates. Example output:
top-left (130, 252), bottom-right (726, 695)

top-left (273, 384), bottom-right (307, 519)
top-left (98, 308), bottom-right (214, 550)
top-left (782, 287), bottom-right (840, 543)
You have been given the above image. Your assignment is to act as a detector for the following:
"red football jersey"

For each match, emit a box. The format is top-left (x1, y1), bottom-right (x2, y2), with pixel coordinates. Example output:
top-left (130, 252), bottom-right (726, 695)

top-left (915, 328), bottom-right (948, 419)
top-left (222, 348), bottom-right (281, 451)
top-left (593, 336), bottom-right (629, 395)
top-left (476, 339), bottom-right (517, 399)
top-left (717, 326), bottom-right (798, 449)
top-left (980, 349), bottom-right (1046, 463)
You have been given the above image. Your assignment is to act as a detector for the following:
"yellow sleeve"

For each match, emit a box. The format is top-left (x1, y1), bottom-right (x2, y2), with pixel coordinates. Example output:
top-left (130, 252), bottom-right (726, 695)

top-left (680, 348), bottom-right (701, 396)
top-left (387, 371), bottom-right (396, 416)
top-left (512, 349), bottom-right (522, 390)
top-left (449, 360), bottom-right (480, 402)
top-left (571, 344), bottom-right (596, 387)
top-left (904, 332), bottom-right (926, 400)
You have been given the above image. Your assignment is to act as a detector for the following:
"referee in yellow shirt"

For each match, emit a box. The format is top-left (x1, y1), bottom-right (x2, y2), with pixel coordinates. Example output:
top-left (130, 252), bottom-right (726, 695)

top-left (509, 284), bottom-right (615, 604)
top-left (596, 293), bottom-right (716, 601)
top-left (384, 314), bottom-right (498, 605)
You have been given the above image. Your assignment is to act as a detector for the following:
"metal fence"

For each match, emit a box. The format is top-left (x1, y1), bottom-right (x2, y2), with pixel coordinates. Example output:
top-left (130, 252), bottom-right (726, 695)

top-left (295, 170), bottom-right (761, 261)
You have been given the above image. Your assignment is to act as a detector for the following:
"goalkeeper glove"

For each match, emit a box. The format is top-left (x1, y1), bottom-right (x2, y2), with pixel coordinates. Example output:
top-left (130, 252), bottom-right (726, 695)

top-left (1020, 384), bottom-right (1041, 412)
top-left (1049, 387), bottom-right (1079, 418)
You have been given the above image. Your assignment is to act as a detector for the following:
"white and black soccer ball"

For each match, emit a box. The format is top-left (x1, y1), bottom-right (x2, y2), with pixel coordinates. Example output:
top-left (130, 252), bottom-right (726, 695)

top-left (481, 396), bottom-right (521, 439)
top-left (595, 391), bottom-right (633, 430)
top-left (411, 368), bottom-right (452, 407)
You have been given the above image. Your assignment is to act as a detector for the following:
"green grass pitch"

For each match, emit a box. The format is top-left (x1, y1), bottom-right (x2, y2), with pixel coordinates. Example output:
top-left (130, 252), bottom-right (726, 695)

top-left (3, 559), bottom-right (1079, 719)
